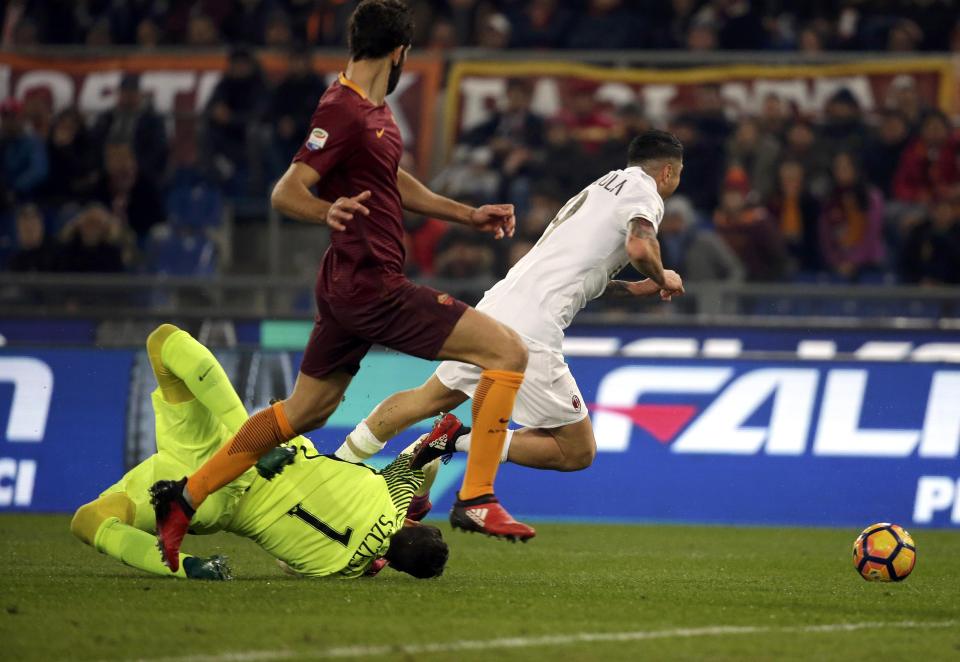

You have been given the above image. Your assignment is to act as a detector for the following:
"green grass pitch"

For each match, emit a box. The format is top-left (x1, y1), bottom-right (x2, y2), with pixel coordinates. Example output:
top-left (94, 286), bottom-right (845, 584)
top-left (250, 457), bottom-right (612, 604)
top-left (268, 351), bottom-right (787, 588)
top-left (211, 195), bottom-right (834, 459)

top-left (1, 515), bottom-right (958, 661)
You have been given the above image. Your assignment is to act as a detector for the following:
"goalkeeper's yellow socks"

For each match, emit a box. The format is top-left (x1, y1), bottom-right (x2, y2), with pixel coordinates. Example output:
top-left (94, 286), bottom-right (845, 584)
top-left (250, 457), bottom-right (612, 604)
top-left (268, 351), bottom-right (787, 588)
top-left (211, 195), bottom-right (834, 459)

top-left (459, 369), bottom-right (523, 501)
top-left (157, 327), bottom-right (249, 434)
top-left (94, 517), bottom-right (188, 578)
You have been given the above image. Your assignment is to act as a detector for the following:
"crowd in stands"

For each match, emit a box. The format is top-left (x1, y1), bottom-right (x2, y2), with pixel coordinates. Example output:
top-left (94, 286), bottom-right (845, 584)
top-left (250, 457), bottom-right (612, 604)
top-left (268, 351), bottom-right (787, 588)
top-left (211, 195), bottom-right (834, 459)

top-left (1, 0), bottom-right (959, 295)
top-left (419, 78), bottom-right (960, 289)
top-left (4, 0), bottom-right (960, 52)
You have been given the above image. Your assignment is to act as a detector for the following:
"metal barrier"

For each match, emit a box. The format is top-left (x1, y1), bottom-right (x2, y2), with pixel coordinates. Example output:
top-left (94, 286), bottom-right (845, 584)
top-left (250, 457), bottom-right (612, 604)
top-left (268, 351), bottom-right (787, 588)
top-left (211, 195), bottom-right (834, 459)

top-left (2, 272), bottom-right (957, 330)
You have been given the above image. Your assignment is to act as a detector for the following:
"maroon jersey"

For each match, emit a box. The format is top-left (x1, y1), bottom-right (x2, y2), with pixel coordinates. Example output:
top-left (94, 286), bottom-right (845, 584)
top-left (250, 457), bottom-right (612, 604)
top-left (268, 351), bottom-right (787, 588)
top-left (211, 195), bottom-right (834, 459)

top-left (293, 73), bottom-right (405, 298)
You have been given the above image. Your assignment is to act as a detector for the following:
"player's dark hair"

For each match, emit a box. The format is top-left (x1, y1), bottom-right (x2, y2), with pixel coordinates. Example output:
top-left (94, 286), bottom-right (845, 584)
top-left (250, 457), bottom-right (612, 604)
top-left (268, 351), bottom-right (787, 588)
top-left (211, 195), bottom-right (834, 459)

top-left (384, 524), bottom-right (448, 579)
top-left (348, 0), bottom-right (414, 61)
top-left (627, 130), bottom-right (684, 167)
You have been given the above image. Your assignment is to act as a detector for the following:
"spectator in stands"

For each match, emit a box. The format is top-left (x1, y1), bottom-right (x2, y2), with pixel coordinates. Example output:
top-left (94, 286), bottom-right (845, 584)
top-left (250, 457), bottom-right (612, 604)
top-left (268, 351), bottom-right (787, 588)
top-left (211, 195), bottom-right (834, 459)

top-left (671, 115), bottom-right (724, 213)
top-left (45, 107), bottom-right (100, 204)
top-left (264, 45), bottom-right (326, 182)
top-left (430, 146), bottom-right (501, 203)
top-left (779, 120), bottom-right (830, 197)
top-left (864, 110), bottom-right (911, 197)
top-left (596, 103), bottom-right (651, 175)
top-left (556, 80), bottom-right (615, 154)
top-left (686, 17), bottom-right (719, 51)
top-left (508, 0), bottom-right (573, 48)
top-left (186, 12), bottom-right (220, 46)
top-left (427, 19), bottom-right (458, 51)
top-left (885, 75), bottom-right (924, 131)
top-left (899, 195), bottom-right (960, 284)
top-left (565, 0), bottom-right (636, 50)
top-left (93, 74), bottom-right (168, 177)
top-left (887, 19), bottom-right (923, 52)
top-left (403, 211), bottom-right (448, 276)
top-left (726, 117), bottom-right (780, 200)
top-left (713, 167), bottom-right (788, 281)
top-left (462, 79), bottom-right (545, 206)
top-left (659, 195), bottom-right (744, 283)
top-left (716, 0), bottom-right (766, 50)
top-left (96, 142), bottom-right (165, 242)
top-left (434, 228), bottom-right (495, 278)
top-left (819, 152), bottom-right (885, 280)
top-left (0, 98), bottom-right (48, 210)
top-left (86, 17), bottom-right (113, 47)
top-left (264, 10), bottom-right (294, 47)
top-left (893, 110), bottom-right (959, 204)
top-left (819, 88), bottom-right (868, 158)
top-left (7, 203), bottom-right (55, 272)
top-left (689, 85), bottom-right (732, 145)
top-left (758, 94), bottom-right (790, 139)
top-left (766, 160), bottom-right (821, 273)
top-left (136, 17), bottom-right (162, 48)
top-left (55, 203), bottom-right (127, 273)
top-left (21, 87), bottom-right (53, 140)
top-left (462, 79), bottom-right (545, 152)
top-left (533, 121), bottom-right (588, 199)
top-left (204, 47), bottom-right (266, 193)
top-left (476, 12), bottom-right (511, 49)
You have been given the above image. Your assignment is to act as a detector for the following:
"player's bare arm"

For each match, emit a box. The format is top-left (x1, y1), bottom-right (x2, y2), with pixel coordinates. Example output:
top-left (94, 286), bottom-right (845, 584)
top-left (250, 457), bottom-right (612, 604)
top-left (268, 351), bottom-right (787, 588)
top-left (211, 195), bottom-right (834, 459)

top-left (397, 167), bottom-right (515, 239)
top-left (271, 162), bottom-right (371, 232)
top-left (625, 217), bottom-right (683, 294)
top-left (605, 270), bottom-right (683, 300)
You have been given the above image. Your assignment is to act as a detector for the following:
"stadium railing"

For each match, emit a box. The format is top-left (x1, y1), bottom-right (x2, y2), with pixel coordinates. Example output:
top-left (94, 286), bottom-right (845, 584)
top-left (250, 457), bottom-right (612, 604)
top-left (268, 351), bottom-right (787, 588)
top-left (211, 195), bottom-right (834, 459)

top-left (2, 273), bottom-right (957, 330)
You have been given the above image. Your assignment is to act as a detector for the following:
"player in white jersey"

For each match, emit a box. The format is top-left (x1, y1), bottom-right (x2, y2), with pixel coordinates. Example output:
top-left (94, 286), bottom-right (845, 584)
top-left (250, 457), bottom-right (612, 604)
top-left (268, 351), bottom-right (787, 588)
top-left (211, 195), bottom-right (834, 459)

top-left (332, 130), bottom-right (685, 537)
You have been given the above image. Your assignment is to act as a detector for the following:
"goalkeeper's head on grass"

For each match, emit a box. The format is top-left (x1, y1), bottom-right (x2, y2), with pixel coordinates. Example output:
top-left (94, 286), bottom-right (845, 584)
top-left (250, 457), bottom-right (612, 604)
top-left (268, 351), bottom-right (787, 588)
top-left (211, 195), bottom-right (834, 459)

top-left (69, 324), bottom-right (449, 580)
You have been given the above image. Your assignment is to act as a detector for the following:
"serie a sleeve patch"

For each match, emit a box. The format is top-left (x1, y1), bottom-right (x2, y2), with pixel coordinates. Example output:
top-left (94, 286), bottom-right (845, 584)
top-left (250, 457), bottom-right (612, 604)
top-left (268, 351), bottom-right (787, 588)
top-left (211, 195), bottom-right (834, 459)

top-left (306, 127), bottom-right (329, 151)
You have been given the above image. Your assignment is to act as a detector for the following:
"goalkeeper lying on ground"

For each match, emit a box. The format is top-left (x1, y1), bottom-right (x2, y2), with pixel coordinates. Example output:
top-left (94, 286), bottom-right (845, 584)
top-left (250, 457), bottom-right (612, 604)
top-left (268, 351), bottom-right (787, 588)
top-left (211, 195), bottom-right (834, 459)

top-left (70, 324), bottom-right (448, 580)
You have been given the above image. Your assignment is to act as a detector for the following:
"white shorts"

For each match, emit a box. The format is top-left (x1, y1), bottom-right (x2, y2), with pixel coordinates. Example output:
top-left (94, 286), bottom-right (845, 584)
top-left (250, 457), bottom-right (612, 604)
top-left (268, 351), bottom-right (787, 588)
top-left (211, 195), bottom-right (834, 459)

top-left (435, 339), bottom-right (587, 429)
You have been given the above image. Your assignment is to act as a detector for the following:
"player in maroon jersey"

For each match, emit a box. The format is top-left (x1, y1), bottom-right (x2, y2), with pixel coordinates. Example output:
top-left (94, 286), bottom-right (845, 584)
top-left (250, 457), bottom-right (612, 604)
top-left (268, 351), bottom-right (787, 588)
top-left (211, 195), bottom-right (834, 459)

top-left (150, 0), bottom-right (534, 570)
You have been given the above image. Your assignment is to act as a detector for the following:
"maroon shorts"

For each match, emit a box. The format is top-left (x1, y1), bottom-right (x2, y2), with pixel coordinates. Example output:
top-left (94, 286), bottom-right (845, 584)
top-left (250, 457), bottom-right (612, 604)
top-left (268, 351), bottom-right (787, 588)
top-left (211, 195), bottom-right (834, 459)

top-left (300, 275), bottom-right (469, 378)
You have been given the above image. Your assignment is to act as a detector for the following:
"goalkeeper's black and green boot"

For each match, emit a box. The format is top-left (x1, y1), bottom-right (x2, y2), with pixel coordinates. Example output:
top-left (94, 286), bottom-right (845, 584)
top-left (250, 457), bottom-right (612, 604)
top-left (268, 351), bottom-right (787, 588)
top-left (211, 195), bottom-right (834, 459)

top-left (183, 555), bottom-right (233, 581)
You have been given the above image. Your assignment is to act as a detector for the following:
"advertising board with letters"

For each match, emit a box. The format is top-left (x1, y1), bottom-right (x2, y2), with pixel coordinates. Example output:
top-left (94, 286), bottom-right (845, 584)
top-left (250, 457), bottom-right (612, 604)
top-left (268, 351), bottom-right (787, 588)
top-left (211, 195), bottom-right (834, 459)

top-left (1, 345), bottom-right (957, 528)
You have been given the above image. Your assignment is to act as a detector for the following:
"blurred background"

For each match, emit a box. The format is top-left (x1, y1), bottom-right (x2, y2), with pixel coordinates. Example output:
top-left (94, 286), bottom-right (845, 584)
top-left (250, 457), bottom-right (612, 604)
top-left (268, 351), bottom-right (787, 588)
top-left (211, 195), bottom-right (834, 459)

top-left (1, 0), bottom-right (958, 527)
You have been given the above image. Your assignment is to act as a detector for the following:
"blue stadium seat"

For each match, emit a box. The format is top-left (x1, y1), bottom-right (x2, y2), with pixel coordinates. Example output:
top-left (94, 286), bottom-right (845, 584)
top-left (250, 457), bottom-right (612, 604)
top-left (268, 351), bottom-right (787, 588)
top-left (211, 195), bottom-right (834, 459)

top-left (166, 174), bottom-right (224, 230)
top-left (144, 225), bottom-right (218, 276)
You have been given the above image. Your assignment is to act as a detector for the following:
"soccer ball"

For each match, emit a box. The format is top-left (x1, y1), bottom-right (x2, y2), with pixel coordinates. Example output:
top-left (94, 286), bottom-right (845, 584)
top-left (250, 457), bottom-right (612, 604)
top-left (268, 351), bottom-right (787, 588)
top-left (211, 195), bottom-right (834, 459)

top-left (852, 523), bottom-right (916, 582)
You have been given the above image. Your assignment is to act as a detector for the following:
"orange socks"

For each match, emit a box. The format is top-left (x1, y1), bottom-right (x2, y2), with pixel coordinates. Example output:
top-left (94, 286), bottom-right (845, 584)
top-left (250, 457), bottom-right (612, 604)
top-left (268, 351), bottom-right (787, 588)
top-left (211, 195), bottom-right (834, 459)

top-left (185, 402), bottom-right (296, 507)
top-left (459, 369), bottom-right (523, 501)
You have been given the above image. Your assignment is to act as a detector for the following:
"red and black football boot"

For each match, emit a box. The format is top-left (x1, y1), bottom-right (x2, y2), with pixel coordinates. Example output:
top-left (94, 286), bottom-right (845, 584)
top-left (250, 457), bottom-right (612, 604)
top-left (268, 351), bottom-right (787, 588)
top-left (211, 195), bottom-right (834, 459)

top-left (149, 477), bottom-right (195, 572)
top-left (406, 494), bottom-right (432, 521)
top-left (449, 493), bottom-right (536, 542)
top-left (408, 413), bottom-right (470, 471)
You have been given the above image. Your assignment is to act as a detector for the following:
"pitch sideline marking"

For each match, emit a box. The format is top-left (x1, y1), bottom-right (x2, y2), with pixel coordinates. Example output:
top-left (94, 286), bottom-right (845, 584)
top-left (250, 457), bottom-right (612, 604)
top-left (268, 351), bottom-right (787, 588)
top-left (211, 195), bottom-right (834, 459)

top-left (137, 620), bottom-right (958, 662)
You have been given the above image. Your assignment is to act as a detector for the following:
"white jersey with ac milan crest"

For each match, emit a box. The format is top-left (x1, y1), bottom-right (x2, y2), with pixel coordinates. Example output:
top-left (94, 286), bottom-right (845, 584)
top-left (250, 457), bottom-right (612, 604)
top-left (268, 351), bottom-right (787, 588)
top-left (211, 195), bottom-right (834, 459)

top-left (434, 166), bottom-right (664, 429)
top-left (478, 166), bottom-right (664, 349)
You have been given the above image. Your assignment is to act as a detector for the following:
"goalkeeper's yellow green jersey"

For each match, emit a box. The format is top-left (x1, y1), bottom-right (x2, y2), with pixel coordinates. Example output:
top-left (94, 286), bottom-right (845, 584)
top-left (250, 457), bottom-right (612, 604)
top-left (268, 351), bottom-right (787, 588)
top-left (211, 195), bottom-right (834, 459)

top-left (109, 388), bottom-right (420, 578)
top-left (227, 445), bottom-right (420, 578)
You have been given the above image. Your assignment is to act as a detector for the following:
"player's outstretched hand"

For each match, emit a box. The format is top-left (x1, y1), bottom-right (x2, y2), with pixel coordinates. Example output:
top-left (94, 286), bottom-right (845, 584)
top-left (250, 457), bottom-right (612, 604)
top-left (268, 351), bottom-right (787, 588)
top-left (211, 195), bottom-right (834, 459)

top-left (659, 269), bottom-right (684, 301)
top-left (326, 190), bottom-right (371, 231)
top-left (469, 204), bottom-right (516, 239)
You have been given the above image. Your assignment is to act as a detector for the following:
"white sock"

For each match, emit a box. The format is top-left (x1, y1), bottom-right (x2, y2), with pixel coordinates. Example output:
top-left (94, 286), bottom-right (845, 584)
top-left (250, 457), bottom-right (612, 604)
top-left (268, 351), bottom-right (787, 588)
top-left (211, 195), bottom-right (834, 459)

top-left (454, 429), bottom-right (512, 463)
top-left (335, 421), bottom-right (385, 462)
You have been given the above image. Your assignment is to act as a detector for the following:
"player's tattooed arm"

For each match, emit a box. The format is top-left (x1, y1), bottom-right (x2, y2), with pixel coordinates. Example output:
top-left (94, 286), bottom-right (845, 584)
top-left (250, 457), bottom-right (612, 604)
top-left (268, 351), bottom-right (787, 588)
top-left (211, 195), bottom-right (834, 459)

top-left (624, 218), bottom-right (684, 295)
top-left (604, 272), bottom-right (683, 299)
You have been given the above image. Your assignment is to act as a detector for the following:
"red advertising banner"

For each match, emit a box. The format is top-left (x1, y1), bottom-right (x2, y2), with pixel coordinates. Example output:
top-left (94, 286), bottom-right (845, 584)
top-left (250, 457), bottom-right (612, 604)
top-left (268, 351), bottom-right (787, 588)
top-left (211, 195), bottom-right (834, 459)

top-left (0, 52), bottom-right (442, 175)
top-left (445, 58), bottom-right (956, 146)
